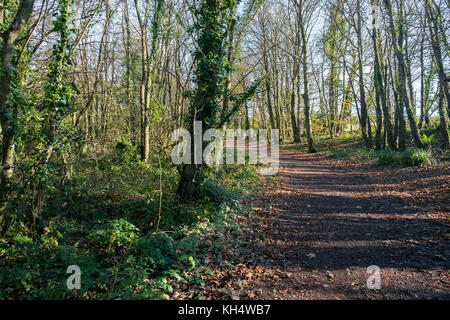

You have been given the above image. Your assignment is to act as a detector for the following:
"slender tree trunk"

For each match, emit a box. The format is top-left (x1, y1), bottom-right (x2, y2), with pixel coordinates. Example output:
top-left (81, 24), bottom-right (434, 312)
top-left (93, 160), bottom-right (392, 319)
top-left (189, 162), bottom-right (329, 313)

top-left (419, 24), bottom-right (426, 130)
top-left (263, 53), bottom-right (276, 129)
top-left (426, 0), bottom-right (450, 125)
top-left (356, 0), bottom-right (371, 149)
top-left (437, 86), bottom-right (450, 148)
top-left (290, 77), bottom-right (301, 143)
top-left (123, 0), bottom-right (135, 141)
top-left (299, 9), bottom-right (315, 153)
top-left (134, 0), bottom-right (150, 161)
top-left (371, 4), bottom-right (394, 149)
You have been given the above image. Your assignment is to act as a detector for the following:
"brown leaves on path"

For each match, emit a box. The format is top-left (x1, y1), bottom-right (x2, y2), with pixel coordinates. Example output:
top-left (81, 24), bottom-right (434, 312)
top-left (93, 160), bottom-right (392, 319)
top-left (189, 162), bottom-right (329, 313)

top-left (200, 149), bottom-right (450, 300)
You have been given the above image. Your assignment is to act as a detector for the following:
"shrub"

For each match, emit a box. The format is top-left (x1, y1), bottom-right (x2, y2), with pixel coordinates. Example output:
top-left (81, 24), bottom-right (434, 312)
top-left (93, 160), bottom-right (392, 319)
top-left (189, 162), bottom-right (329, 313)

top-left (377, 149), bottom-right (435, 167)
top-left (401, 149), bottom-right (435, 167)
top-left (377, 149), bottom-right (402, 166)
top-left (113, 137), bottom-right (139, 163)
top-left (88, 219), bottom-right (140, 253)
top-left (0, 240), bottom-right (100, 299)
top-left (201, 181), bottom-right (234, 203)
top-left (137, 233), bottom-right (178, 272)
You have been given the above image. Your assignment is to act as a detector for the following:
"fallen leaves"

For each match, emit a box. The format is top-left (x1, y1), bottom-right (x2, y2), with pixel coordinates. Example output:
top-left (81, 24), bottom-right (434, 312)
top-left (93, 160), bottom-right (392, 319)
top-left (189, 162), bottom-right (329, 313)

top-left (199, 149), bottom-right (449, 300)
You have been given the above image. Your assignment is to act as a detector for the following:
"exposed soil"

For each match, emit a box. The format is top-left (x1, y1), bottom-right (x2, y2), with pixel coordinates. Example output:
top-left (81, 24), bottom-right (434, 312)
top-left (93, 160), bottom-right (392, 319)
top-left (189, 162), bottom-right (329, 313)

top-left (204, 149), bottom-right (450, 300)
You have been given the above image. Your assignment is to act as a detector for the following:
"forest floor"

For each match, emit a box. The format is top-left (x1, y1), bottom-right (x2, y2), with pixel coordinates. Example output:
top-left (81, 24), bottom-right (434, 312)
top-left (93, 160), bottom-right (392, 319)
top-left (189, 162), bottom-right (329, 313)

top-left (203, 146), bottom-right (450, 300)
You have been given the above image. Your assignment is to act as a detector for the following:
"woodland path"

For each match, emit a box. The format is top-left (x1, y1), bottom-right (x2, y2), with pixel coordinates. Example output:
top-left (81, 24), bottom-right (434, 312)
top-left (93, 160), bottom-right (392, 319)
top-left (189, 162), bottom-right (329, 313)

top-left (207, 149), bottom-right (450, 300)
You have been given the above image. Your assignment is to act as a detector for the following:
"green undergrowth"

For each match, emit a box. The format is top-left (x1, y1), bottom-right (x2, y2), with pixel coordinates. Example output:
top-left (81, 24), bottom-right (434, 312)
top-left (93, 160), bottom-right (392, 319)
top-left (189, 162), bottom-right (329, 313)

top-left (0, 143), bottom-right (264, 300)
top-left (327, 147), bottom-right (437, 167)
top-left (322, 129), bottom-right (449, 167)
top-left (285, 128), bottom-right (448, 167)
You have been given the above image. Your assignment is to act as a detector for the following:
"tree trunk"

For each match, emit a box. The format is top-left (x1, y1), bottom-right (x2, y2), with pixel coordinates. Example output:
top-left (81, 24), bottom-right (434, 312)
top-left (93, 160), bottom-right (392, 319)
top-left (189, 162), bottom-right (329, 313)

top-left (356, 0), bottom-right (372, 149)
top-left (299, 15), bottom-right (315, 153)
top-left (0, 0), bottom-right (36, 230)
top-left (437, 86), bottom-right (450, 148)
top-left (426, 0), bottom-right (450, 128)
top-left (383, 0), bottom-right (424, 149)
top-left (371, 5), bottom-right (394, 149)
top-left (178, 0), bottom-right (236, 200)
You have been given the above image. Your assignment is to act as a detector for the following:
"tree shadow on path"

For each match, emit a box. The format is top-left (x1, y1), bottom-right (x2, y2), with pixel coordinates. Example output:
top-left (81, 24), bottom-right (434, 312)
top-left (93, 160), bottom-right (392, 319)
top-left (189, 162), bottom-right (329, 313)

top-left (244, 151), bottom-right (449, 300)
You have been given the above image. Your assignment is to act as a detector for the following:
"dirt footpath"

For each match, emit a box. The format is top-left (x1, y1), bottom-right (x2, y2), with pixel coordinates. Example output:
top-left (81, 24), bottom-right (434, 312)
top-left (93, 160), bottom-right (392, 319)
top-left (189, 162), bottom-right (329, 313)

top-left (205, 149), bottom-right (450, 300)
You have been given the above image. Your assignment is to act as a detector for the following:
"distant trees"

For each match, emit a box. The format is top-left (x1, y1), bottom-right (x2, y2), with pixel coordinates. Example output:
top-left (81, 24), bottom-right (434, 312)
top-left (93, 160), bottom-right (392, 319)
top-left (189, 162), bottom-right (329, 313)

top-left (228, 0), bottom-right (448, 153)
